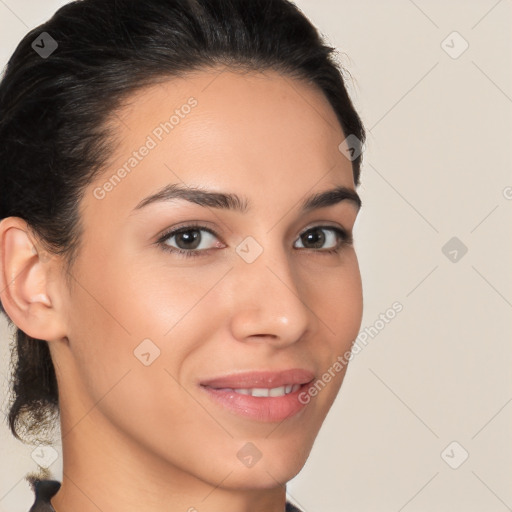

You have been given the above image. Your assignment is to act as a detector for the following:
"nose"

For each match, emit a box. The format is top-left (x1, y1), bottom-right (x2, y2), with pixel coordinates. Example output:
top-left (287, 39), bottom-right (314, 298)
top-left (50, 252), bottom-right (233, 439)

top-left (228, 249), bottom-right (314, 348)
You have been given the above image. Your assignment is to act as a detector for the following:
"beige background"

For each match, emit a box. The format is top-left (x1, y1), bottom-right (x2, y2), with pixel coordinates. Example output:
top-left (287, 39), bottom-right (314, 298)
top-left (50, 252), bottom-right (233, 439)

top-left (1, 1), bottom-right (511, 511)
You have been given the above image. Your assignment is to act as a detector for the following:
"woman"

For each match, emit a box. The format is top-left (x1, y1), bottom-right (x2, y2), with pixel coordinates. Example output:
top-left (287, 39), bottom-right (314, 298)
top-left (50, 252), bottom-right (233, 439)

top-left (0, 0), bottom-right (366, 510)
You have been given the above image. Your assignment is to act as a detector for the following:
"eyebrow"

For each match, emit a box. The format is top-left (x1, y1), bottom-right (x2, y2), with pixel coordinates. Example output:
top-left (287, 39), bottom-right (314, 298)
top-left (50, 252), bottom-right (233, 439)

top-left (131, 183), bottom-right (361, 214)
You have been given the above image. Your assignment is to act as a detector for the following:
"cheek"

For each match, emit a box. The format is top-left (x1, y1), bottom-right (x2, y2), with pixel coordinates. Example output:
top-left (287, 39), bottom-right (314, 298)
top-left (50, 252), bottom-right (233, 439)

top-left (312, 250), bottom-right (363, 344)
top-left (63, 256), bottom-right (208, 451)
top-left (63, 253), bottom-right (233, 425)
top-left (306, 252), bottom-right (363, 398)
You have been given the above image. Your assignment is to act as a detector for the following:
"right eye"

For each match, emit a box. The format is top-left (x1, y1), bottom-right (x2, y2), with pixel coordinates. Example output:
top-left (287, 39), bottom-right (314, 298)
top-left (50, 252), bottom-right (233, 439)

top-left (157, 224), bottom-right (224, 258)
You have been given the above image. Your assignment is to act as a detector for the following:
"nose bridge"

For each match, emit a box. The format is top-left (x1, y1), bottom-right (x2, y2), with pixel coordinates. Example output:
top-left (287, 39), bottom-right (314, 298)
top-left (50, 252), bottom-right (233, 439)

top-left (228, 236), bottom-right (313, 345)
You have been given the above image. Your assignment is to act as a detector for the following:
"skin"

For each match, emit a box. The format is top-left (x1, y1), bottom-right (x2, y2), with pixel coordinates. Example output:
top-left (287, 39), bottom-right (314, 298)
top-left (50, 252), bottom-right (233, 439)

top-left (0, 67), bottom-right (363, 512)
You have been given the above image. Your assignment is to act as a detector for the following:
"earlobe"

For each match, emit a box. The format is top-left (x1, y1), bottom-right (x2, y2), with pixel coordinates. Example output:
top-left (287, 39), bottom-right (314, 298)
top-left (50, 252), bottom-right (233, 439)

top-left (0, 217), bottom-right (66, 342)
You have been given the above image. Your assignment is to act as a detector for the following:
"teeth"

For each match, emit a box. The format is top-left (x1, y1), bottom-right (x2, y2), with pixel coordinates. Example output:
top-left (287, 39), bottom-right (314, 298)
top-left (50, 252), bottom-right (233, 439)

top-left (234, 388), bottom-right (251, 395)
top-left (252, 388), bottom-right (270, 397)
top-left (269, 386), bottom-right (286, 397)
top-left (231, 384), bottom-right (301, 397)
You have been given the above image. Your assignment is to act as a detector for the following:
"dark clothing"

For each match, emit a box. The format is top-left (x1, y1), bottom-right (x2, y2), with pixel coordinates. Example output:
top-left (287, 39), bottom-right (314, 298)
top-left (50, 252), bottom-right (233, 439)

top-left (28, 479), bottom-right (304, 512)
top-left (28, 480), bottom-right (60, 512)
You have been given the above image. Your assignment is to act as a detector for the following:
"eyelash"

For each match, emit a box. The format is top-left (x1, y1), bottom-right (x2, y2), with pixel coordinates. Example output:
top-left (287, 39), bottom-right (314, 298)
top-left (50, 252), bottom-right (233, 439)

top-left (156, 222), bottom-right (353, 259)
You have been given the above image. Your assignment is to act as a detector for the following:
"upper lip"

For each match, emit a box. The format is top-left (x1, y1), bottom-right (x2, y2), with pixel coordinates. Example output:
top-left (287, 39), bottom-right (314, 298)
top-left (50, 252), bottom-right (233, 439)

top-left (200, 369), bottom-right (315, 389)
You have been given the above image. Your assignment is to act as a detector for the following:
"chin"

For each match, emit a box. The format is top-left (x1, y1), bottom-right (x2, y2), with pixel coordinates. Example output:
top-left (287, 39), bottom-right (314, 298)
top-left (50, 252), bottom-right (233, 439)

top-left (223, 461), bottom-right (306, 491)
top-left (226, 445), bottom-right (311, 490)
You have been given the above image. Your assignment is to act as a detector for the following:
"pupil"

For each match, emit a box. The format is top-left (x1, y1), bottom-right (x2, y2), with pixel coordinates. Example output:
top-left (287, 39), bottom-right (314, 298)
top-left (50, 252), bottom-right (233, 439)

top-left (304, 229), bottom-right (324, 248)
top-left (177, 230), bottom-right (200, 249)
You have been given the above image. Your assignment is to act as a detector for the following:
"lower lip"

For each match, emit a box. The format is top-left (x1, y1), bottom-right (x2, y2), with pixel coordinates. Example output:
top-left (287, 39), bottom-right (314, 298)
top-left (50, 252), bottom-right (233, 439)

top-left (200, 383), bottom-right (311, 422)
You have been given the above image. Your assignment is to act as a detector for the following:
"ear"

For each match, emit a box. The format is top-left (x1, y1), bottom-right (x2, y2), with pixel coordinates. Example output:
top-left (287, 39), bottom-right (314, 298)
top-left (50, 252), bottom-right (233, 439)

top-left (0, 217), bottom-right (68, 342)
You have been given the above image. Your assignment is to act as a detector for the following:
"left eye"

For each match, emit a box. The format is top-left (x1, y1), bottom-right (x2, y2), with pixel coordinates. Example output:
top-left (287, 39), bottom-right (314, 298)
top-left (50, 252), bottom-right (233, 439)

top-left (294, 226), bottom-right (347, 250)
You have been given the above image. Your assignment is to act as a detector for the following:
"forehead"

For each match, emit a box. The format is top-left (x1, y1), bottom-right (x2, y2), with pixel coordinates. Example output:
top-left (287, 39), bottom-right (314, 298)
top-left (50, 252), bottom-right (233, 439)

top-left (84, 67), bottom-right (355, 223)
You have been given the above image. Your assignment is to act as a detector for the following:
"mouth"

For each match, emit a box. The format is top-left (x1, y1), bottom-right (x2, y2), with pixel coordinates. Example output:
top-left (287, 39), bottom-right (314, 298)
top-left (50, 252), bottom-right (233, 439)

top-left (214, 383), bottom-right (303, 397)
top-left (199, 369), bottom-right (315, 422)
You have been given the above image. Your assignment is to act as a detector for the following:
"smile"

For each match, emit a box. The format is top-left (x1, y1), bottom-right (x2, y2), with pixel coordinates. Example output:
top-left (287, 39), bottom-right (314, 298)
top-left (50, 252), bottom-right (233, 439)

top-left (211, 384), bottom-right (302, 397)
top-left (199, 369), bottom-right (315, 422)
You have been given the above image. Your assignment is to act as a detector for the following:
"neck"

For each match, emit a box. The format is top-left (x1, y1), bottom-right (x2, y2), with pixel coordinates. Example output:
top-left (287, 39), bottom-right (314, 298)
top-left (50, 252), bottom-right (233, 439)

top-left (51, 411), bottom-right (288, 512)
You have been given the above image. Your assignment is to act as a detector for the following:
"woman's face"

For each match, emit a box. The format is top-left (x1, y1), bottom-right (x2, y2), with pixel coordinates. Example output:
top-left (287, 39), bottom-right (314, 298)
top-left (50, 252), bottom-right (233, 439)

top-left (51, 67), bottom-right (363, 490)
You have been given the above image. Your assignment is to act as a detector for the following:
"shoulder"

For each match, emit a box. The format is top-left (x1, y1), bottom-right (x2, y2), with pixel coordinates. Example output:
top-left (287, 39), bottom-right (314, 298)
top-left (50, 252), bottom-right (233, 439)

top-left (28, 479), bottom-right (60, 512)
